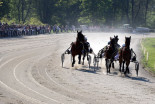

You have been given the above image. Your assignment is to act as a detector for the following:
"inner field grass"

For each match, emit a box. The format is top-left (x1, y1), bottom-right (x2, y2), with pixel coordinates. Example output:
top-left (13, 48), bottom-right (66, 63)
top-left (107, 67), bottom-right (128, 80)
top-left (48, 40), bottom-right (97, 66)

top-left (142, 38), bottom-right (155, 73)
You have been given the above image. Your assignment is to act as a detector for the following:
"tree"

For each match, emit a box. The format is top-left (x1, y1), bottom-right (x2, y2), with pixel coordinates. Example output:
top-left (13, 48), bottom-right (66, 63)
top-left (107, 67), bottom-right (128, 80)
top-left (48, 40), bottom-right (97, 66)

top-left (0, 0), bottom-right (155, 28)
top-left (0, 0), bottom-right (10, 19)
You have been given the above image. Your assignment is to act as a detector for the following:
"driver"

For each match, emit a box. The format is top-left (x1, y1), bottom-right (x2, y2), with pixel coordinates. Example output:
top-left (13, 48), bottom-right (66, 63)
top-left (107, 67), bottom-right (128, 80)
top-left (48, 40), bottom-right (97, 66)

top-left (84, 37), bottom-right (93, 53)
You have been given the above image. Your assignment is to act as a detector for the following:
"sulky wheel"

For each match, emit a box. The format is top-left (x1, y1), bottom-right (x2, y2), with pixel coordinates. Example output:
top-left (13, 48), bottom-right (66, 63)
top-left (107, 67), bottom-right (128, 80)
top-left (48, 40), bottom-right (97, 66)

top-left (93, 56), bottom-right (99, 71)
top-left (61, 53), bottom-right (65, 67)
top-left (135, 62), bottom-right (139, 76)
top-left (93, 56), bottom-right (97, 71)
top-left (71, 55), bottom-right (72, 63)
top-left (93, 56), bottom-right (96, 66)
top-left (96, 58), bottom-right (99, 70)
top-left (88, 55), bottom-right (91, 69)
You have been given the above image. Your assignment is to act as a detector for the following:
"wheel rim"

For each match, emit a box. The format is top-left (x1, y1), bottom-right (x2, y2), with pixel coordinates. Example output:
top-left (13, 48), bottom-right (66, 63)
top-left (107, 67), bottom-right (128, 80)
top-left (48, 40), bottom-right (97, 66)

top-left (61, 54), bottom-right (65, 67)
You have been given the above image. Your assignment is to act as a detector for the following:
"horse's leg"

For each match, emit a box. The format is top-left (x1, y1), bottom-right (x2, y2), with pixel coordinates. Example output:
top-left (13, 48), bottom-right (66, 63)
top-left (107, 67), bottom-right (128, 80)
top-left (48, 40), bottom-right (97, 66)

top-left (112, 62), bottom-right (114, 68)
top-left (119, 62), bottom-right (122, 72)
top-left (119, 57), bottom-right (122, 72)
top-left (78, 54), bottom-right (81, 64)
top-left (105, 59), bottom-right (108, 73)
top-left (122, 61), bottom-right (125, 72)
top-left (126, 61), bottom-right (130, 74)
top-left (82, 53), bottom-right (85, 65)
top-left (105, 59), bottom-right (108, 74)
top-left (109, 60), bottom-right (112, 73)
top-left (72, 56), bottom-right (75, 67)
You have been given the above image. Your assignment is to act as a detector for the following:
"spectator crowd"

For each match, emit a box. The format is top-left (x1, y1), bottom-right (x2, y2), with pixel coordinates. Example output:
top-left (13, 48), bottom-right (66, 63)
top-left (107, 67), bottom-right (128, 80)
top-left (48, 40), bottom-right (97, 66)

top-left (0, 22), bottom-right (76, 38)
top-left (0, 22), bottom-right (138, 38)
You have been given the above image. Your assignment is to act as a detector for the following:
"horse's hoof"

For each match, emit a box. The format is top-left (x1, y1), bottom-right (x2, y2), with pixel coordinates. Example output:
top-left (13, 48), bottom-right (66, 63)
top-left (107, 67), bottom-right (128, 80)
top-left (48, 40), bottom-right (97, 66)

top-left (112, 63), bottom-right (114, 68)
top-left (107, 71), bottom-right (109, 74)
top-left (124, 71), bottom-right (126, 75)
top-left (127, 71), bottom-right (130, 74)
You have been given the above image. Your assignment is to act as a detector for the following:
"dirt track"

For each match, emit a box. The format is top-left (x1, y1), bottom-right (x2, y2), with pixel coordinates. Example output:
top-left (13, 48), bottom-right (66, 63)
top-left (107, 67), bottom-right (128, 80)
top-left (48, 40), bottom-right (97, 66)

top-left (0, 33), bottom-right (155, 104)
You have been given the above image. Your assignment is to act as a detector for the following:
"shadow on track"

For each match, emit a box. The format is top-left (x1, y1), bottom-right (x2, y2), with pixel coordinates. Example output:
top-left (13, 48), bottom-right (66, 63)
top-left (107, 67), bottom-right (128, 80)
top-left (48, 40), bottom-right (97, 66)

top-left (126, 76), bottom-right (152, 83)
top-left (75, 68), bottom-right (98, 74)
top-left (107, 71), bottom-right (119, 76)
top-left (62, 67), bottom-right (70, 69)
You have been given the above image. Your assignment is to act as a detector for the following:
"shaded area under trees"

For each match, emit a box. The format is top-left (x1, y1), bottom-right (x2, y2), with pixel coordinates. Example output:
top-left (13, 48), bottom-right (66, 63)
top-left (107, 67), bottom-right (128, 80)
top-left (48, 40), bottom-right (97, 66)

top-left (0, 0), bottom-right (155, 28)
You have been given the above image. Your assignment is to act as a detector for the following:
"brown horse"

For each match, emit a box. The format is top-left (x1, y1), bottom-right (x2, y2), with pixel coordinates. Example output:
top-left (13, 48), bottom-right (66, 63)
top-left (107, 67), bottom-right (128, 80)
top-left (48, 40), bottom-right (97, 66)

top-left (104, 37), bottom-right (117, 74)
top-left (119, 36), bottom-right (131, 75)
top-left (71, 31), bottom-right (85, 67)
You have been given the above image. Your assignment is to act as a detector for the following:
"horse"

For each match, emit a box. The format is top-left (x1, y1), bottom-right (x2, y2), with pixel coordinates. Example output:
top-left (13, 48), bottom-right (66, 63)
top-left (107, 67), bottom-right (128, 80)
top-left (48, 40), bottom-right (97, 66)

top-left (119, 36), bottom-right (131, 75)
top-left (71, 31), bottom-right (85, 67)
top-left (104, 37), bottom-right (117, 74)
top-left (112, 35), bottom-right (120, 68)
top-left (99, 35), bottom-right (119, 68)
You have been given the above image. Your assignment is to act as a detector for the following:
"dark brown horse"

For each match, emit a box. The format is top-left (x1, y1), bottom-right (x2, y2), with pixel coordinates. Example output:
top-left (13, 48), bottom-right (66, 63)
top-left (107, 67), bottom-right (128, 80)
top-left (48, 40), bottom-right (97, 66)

top-left (119, 36), bottom-right (131, 75)
top-left (71, 31), bottom-right (85, 67)
top-left (104, 37), bottom-right (117, 74)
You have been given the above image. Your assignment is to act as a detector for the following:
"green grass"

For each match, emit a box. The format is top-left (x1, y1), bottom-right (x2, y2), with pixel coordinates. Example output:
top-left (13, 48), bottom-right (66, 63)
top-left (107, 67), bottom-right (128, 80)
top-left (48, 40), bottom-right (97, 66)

top-left (142, 38), bottom-right (155, 74)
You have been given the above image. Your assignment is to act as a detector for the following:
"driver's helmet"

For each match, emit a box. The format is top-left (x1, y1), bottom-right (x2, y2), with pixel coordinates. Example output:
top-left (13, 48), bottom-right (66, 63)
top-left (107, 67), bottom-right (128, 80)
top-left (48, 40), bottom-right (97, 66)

top-left (84, 37), bottom-right (87, 42)
top-left (122, 44), bottom-right (125, 47)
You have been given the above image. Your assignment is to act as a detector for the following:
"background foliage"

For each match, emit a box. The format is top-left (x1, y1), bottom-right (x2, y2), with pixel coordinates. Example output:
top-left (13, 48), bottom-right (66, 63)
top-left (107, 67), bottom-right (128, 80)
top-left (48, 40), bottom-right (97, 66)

top-left (0, 0), bottom-right (155, 28)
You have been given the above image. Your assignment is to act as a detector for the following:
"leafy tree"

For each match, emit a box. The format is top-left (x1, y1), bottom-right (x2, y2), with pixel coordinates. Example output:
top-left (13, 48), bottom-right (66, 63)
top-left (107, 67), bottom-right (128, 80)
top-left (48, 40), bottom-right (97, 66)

top-left (0, 0), bottom-right (10, 19)
top-left (0, 0), bottom-right (155, 28)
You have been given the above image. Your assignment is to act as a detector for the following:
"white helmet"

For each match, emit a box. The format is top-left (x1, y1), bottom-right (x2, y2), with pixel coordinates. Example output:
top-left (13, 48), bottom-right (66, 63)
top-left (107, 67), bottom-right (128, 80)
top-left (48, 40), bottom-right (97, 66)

top-left (84, 37), bottom-right (87, 41)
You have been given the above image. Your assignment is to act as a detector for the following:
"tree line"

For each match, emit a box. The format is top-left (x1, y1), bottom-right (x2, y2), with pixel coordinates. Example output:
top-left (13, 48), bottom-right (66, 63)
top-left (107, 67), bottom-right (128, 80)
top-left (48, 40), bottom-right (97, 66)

top-left (0, 0), bottom-right (155, 28)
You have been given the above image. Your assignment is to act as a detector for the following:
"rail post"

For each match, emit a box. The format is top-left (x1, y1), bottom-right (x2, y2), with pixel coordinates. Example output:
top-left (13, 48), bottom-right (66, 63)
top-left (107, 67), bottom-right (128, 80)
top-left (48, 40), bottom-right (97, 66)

top-left (144, 48), bottom-right (146, 54)
top-left (146, 52), bottom-right (149, 61)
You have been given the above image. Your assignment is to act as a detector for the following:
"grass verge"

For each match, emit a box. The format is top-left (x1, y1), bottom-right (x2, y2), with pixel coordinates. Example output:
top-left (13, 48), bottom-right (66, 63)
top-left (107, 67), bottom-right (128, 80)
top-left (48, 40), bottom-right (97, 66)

top-left (141, 38), bottom-right (155, 74)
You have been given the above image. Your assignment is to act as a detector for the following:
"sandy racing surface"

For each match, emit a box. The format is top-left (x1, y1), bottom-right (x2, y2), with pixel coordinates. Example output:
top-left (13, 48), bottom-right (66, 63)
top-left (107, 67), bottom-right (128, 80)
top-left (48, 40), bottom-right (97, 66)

top-left (0, 32), bottom-right (155, 104)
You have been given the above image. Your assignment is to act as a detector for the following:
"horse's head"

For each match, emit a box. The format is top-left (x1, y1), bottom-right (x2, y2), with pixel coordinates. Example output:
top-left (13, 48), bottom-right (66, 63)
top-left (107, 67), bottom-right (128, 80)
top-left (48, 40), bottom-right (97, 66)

top-left (114, 35), bottom-right (119, 43)
top-left (125, 36), bottom-right (131, 48)
top-left (77, 31), bottom-right (85, 42)
top-left (110, 37), bottom-right (116, 46)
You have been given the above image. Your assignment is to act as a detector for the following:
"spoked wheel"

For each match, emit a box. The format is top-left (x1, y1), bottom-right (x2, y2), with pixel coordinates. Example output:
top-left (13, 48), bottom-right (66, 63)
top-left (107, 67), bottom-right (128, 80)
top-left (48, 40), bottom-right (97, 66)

top-left (93, 56), bottom-right (97, 71)
top-left (61, 53), bottom-right (65, 67)
top-left (96, 58), bottom-right (99, 70)
top-left (135, 62), bottom-right (139, 76)
top-left (88, 55), bottom-right (91, 69)
top-left (93, 56), bottom-right (96, 71)
top-left (71, 54), bottom-right (72, 62)
top-left (93, 56), bottom-right (99, 71)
